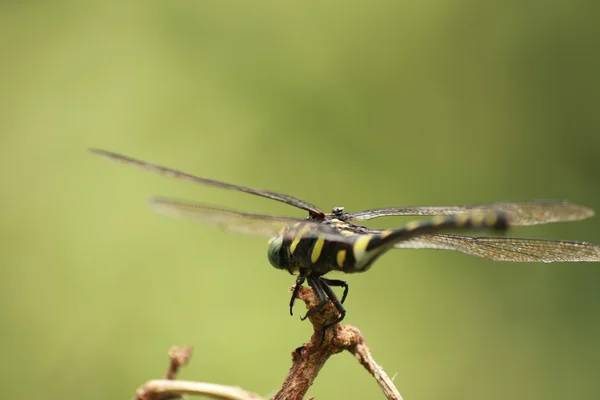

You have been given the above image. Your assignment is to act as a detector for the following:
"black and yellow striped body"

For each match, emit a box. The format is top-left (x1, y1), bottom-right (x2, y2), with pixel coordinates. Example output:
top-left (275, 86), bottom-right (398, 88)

top-left (267, 211), bottom-right (509, 276)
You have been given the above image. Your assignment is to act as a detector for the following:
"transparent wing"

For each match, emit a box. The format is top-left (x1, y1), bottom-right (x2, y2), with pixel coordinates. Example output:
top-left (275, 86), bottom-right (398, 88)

top-left (148, 197), bottom-right (344, 240)
top-left (393, 233), bottom-right (600, 262)
top-left (90, 148), bottom-right (325, 217)
top-left (347, 201), bottom-right (594, 226)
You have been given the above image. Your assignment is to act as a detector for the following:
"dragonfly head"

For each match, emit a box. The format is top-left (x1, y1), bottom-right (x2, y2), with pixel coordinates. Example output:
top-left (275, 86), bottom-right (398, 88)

top-left (267, 235), bottom-right (287, 271)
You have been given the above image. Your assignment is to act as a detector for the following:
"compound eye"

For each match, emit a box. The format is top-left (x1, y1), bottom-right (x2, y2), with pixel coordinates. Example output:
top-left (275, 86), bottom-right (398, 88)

top-left (267, 235), bottom-right (285, 270)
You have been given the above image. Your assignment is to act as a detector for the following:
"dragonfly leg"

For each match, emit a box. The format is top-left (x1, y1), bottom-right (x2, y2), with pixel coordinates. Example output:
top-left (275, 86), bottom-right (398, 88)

top-left (320, 277), bottom-right (349, 304)
top-left (300, 275), bottom-right (328, 321)
top-left (289, 275), bottom-right (306, 316)
top-left (320, 282), bottom-right (346, 326)
top-left (319, 282), bottom-right (346, 345)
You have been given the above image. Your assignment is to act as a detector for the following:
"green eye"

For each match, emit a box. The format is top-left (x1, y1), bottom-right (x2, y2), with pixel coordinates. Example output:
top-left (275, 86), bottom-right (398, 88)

top-left (267, 235), bottom-right (285, 270)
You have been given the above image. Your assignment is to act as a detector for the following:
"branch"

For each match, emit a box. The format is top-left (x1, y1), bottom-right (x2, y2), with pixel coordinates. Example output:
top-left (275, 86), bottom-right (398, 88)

top-left (133, 287), bottom-right (403, 400)
top-left (135, 380), bottom-right (263, 400)
top-left (349, 335), bottom-right (404, 400)
top-left (134, 345), bottom-right (263, 400)
top-left (272, 286), bottom-right (403, 400)
top-left (166, 345), bottom-right (192, 380)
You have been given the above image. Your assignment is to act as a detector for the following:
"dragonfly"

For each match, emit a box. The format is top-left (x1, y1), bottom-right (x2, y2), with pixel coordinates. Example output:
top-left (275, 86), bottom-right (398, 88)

top-left (90, 148), bottom-right (600, 342)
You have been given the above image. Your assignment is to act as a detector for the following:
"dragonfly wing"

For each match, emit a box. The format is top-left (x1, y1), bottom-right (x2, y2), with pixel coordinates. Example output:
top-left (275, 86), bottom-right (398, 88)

top-left (393, 233), bottom-right (600, 262)
top-left (90, 148), bottom-right (325, 217)
top-left (148, 197), bottom-right (344, 240)
top-left (347, 201), bottom-right (594, 226)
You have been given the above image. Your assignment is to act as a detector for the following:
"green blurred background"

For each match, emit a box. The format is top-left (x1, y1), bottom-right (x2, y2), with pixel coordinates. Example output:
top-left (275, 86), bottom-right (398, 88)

top-left (1, 1), bottom-right (599, 399)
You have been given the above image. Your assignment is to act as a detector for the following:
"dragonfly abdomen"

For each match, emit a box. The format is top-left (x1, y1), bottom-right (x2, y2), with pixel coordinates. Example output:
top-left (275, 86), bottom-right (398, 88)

top-left (351, 211), bottom-right (510, 271)
top-left (372, 211), bottom-right (510, 249)
top-left (341, 211), bottom-right (510, 273)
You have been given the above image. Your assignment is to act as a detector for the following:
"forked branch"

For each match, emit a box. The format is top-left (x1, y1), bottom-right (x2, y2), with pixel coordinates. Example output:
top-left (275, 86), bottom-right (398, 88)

top-left (272, 286), bottom-right (403, 400)
top-left (134, 287), bottom-right (403, 400)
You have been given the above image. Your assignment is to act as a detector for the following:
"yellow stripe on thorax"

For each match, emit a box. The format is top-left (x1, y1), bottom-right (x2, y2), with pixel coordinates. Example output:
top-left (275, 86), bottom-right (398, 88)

top-left (290, 224), bottom-right (312, 254)
top-left (311, 237), bottom-right (325, 263)
top-left (336, 249), bottom-right (347, 269)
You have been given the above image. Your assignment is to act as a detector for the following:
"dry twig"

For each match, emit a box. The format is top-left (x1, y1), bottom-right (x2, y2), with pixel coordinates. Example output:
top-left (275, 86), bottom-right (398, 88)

top-left (272, 286), bottom-right (403, 400)
top-left (133, 286), bottom-right (403, 400)
top-left (166, 345), bottom-right (193, 380)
